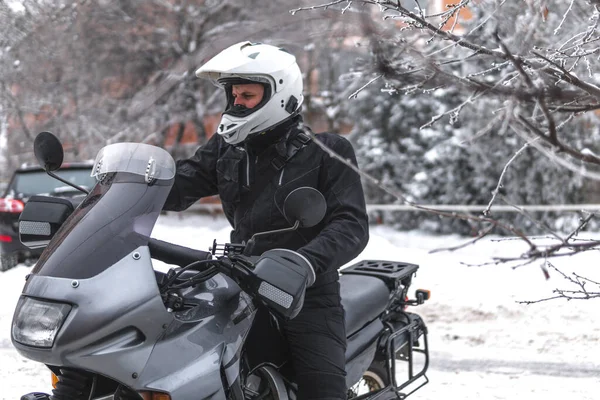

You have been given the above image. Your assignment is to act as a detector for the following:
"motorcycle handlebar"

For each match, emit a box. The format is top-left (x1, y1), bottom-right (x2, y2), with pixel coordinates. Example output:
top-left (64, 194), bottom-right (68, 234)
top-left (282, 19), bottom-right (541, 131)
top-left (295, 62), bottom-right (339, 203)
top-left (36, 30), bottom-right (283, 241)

top-left (148, 238), bottom-right (212, 268)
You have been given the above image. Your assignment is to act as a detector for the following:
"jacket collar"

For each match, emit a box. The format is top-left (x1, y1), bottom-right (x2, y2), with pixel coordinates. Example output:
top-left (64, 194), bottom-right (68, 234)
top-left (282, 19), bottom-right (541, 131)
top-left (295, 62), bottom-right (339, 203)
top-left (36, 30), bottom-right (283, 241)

top-left (244, 115), bottom-right (304, 157)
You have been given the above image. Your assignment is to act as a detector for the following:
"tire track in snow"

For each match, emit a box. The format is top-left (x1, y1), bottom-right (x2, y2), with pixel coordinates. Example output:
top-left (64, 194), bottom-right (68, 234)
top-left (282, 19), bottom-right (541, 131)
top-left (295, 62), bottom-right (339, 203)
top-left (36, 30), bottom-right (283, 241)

top-left (427, 352), bottom-right (600, 378)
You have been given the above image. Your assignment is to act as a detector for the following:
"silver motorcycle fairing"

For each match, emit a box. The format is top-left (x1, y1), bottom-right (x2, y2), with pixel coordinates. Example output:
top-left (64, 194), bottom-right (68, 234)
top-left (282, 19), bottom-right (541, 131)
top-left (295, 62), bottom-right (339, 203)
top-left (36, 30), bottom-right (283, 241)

top-left (140, 274), bottom-right (256, 399)
top-left (11, 143), bottom-right (257, 399)
top-left (15, 242), bottom-right (256, 398)
top-left (13, 246), bottom-right (172, 389)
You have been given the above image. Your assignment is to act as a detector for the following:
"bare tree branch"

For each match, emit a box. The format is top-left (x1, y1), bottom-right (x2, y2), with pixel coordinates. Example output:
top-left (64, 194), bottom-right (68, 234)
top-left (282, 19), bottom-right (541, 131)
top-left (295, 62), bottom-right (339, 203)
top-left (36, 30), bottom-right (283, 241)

top-left (519, 261), bottom-right (600, 303)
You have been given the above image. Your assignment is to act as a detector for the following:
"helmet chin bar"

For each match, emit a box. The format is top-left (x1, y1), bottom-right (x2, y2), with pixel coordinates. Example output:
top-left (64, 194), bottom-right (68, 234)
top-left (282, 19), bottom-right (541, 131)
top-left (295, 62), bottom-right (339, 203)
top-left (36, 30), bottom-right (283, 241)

top-left (217, 88), bottom-right (300, 145)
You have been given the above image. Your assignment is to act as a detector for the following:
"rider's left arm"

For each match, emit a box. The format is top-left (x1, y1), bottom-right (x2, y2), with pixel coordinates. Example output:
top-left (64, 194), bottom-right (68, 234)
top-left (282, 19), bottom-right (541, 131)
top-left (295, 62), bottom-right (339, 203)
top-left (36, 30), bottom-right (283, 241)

top-left (296, 135), bottom-right (369, 277)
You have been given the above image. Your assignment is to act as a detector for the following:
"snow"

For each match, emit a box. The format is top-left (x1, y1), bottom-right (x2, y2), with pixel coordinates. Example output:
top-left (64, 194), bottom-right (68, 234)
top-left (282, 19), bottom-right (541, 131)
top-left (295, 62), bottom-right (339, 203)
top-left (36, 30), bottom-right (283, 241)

top-left (4, 0), bottom-right (25, 13)
top-left (1, 213), bottom-right (599, 399)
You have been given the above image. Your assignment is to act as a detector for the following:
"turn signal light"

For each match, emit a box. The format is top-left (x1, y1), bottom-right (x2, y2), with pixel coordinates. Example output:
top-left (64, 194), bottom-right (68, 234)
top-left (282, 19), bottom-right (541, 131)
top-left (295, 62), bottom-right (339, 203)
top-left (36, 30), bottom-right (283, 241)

top-left (51, 372), bottom-right (58, 388)
top-left (140, 391), bottom-right (172, 400)
top-left (416, 289), bottom-right (431, 302)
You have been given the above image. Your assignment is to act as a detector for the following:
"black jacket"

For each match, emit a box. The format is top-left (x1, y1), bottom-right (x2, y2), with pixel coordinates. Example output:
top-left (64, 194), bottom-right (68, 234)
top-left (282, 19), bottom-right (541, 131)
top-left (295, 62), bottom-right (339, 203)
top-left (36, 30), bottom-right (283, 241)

top-left (163, 118), bottom-right (369, 287)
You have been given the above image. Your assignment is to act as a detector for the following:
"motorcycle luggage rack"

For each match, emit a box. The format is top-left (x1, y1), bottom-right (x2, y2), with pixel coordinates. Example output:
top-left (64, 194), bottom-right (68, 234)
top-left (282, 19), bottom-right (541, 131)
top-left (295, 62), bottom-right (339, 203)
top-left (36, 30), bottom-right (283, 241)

top-left (351, 313), bottom-right (429, 400)
top-left (340, 260), bottom-right (419, 287)
top-left (385, 315), bottom-right (429, 400)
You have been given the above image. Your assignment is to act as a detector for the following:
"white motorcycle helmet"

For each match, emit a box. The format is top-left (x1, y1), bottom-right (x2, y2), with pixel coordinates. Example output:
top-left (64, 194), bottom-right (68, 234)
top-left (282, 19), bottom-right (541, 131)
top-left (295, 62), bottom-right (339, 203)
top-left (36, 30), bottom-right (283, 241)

top-left (195, 41), bottom-right (304, 145)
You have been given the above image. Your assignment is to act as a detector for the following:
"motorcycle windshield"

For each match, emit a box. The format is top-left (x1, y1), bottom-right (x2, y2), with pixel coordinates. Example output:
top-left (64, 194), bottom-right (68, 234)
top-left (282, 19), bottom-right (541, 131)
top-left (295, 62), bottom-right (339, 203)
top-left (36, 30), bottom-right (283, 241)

top-left (31, 143), bottom-right (177, 280)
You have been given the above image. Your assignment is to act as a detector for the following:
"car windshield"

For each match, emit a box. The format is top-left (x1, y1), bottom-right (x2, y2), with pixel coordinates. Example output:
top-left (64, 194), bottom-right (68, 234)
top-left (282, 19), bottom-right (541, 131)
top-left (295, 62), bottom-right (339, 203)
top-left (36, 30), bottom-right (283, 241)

top-left (31, 143), bottom-right (177, 279)
top-left (10, 169), bottom-right (95, 197)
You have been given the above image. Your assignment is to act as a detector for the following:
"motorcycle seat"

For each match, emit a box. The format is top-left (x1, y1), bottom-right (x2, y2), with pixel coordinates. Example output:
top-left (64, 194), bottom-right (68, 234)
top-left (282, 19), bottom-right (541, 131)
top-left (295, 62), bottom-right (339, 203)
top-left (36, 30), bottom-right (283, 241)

top-left (340, 274), bottom-right (390, 336)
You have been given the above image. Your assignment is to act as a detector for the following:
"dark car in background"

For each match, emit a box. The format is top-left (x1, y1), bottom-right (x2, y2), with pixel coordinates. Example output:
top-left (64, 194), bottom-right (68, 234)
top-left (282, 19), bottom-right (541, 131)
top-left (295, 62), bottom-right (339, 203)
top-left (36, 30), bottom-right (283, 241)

top-left (0, 163), bottom-right (95, 271)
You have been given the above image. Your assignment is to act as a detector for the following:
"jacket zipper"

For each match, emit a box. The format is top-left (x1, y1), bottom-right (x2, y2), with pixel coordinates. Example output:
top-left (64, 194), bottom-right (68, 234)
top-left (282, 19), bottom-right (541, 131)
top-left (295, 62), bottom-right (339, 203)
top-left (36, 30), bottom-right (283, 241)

top-left (278, 168), bottom-right (285, 186)
top-left (238, 146), bottom-right (251, 187)
top-left (246, 152), bottom-right (251, 187)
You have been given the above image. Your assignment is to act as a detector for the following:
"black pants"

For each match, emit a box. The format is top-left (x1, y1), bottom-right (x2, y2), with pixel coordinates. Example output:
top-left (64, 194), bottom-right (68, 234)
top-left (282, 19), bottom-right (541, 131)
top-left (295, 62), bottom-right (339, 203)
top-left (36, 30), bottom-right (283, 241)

top-left (282, 280), bottom-right (347, 400)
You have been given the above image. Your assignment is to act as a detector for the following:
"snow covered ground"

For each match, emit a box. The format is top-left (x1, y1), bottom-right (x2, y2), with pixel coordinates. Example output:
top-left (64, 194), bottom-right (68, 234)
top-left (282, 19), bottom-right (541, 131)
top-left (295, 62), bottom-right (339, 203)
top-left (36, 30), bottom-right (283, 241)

top-left (1, 213), bottom-right (599, 399)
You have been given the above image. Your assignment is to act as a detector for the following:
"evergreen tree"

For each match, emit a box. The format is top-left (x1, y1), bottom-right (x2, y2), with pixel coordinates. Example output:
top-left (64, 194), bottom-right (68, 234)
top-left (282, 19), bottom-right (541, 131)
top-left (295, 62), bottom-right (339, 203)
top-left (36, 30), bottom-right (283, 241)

top-left (349, 39), bottom-right (593, 235)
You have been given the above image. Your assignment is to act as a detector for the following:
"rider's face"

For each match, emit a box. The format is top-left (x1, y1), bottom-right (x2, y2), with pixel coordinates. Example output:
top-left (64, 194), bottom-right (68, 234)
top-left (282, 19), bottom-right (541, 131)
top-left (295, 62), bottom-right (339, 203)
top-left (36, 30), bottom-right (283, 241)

top-left (231, 84), bottom-right (265, 109)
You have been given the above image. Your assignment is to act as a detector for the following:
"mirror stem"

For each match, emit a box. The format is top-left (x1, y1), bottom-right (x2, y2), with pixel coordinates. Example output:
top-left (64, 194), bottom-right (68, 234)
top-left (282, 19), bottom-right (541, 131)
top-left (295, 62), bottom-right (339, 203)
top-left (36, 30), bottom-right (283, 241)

top-left (246, 220), bottom-right (300, 252)
top-left (46, 170), bottom-right (90, 195)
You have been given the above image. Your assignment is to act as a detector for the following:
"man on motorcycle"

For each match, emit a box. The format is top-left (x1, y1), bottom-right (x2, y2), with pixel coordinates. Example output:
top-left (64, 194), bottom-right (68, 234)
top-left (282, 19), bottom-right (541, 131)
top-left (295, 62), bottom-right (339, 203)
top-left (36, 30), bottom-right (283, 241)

top-left (163, 41), bottom-right (369, 400)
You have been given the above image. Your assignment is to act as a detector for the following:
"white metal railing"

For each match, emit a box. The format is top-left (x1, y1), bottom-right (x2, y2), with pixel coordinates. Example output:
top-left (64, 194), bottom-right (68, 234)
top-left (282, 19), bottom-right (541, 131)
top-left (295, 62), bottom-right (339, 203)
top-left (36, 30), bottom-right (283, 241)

top-left (180, 203), bottom-right (600, 213)
top-left (363, 204), bottom-right (600, 212)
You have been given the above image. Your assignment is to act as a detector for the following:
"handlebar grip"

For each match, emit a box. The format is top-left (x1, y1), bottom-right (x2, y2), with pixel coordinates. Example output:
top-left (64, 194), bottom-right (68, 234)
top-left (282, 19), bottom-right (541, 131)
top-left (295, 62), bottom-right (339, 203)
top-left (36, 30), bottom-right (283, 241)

top-left (148, 238), bottom-right (212, 268)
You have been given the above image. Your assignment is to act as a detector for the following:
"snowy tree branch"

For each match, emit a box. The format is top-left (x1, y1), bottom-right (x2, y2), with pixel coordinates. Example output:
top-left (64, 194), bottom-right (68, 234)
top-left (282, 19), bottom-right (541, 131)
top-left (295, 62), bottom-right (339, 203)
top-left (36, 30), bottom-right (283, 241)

top-left (484, 139), bottom-right (538, 217)
top-left (292, 0), bottom-right (600, 274)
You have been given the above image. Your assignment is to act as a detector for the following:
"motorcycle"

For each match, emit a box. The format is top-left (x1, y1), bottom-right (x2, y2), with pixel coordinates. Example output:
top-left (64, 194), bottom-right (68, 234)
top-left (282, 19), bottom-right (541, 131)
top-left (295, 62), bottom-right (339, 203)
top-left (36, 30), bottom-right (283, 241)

top-left (11, 132), bottom-right (430, 400)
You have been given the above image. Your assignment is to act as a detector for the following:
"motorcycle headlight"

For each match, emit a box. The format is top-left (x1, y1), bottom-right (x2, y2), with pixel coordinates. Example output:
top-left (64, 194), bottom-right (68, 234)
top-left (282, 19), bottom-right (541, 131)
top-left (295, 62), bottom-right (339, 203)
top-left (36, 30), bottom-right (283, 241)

top-left (12, 296), bottom-right (72, 348)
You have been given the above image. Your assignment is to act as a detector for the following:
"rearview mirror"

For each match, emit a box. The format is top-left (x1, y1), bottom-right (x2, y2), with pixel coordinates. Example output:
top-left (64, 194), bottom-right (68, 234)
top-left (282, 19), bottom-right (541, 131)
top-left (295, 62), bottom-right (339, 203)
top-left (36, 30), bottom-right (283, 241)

top-left (19, 196), bottom-right (74, 249)
top-left (34, 131), bottom-right (64, 172)
top-left (244, 187), bottom-right (326, 256)
top-left (283, 187), bottom-right (326, 228)
top-left (32, 132), bottom-right (89, 195)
